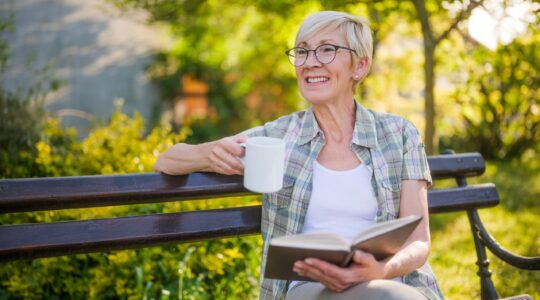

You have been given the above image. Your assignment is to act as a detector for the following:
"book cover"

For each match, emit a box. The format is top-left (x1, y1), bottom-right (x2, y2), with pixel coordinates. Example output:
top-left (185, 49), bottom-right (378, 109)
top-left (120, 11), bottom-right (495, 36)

top-left (264, 215), bottom-right (422, 281)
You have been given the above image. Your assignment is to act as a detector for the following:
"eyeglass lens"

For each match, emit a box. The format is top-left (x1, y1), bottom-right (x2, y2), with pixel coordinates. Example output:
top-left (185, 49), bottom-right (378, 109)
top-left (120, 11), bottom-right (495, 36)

top-left (289, 45), bottom-right (337, 66)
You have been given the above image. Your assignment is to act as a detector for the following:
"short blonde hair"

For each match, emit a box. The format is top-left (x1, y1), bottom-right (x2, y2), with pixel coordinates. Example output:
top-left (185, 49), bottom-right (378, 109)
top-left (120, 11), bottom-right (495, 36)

top-left (295, 11), bottom-right (373, 89)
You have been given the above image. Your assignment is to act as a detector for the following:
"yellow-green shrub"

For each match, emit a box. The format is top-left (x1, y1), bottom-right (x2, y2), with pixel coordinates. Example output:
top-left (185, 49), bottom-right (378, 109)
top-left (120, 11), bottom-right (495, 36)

top-left (0, 106), bottom-right (262, 299)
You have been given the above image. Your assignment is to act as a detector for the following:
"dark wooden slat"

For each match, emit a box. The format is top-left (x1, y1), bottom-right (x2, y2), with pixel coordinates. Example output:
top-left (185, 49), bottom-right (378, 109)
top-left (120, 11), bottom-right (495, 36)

top-left (0, 173), bottom-right (252, 213)
top-left (0, 153), bottom-right (486, 214)
top-left (428, 184), bottom-right (499, 213)
top-left (0, 185), bottom-right (497, 260)
top-left (428, 152), bottom-right (485, 179)
top-left (0, 206), bottom-right (261, 261)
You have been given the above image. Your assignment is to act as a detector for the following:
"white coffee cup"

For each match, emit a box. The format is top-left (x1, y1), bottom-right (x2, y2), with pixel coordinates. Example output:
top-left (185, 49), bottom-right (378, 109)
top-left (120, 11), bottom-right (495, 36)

top-left (240, 137), bottom-right (285, 193)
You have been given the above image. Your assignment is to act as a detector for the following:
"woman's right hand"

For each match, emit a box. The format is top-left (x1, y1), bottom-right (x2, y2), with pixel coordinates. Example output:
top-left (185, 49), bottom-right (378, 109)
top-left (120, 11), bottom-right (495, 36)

top-left (205, 135), bottom-right (247, 175)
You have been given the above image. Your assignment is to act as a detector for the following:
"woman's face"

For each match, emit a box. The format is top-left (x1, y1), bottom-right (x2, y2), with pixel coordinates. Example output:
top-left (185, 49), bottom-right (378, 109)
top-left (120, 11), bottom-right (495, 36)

top-left (294, 29), bottom-right (359, 105)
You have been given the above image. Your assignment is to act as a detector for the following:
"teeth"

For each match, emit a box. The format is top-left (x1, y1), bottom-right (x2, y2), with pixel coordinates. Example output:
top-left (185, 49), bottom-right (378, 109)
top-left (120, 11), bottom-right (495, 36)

top-left (307, 77), bottom-right (329, 83)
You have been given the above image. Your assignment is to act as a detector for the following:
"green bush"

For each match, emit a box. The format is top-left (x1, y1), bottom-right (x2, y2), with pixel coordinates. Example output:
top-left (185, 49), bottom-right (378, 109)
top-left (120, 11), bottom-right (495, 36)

top-left (440, 25), bottom-right (540, 160)
top-left (0, 90), bottom-right (47, 178)
top-left (0, 103), bottom-right (262, 299)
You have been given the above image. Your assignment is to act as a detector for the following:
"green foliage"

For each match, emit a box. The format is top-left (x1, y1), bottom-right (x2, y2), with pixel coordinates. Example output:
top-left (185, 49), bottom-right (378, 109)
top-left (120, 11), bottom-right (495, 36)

top-left (0, 104), bottom-right (262, 299)
top-left (111, 0), bottom-right (328, 141)
top-left (0, 238), bottom-right (262, 300)
top-left (0, 98), bottom-right (180, 179)
top-left (0, 14), bottom-right (69, 179)
top-left (0, 91), bottom-right (54, 178)
top-left (0, 16), bottom-right (14, 72)
top-left (430, 159), bottom-right (540, 299)
top-left (441, 24), bottom-right (540, 159)
top-left (108, 0), bottom-right (539, 158)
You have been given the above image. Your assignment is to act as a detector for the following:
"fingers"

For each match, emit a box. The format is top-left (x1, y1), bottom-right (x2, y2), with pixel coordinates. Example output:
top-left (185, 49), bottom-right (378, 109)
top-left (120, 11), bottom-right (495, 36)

top-left (352, 250), bottom-right (375, 265)
top-left (350, 250), bottom-right (385, 280)
top-left (208, 136), bottom-right (246, 175)
top-left (291, 252), bottom-right (384, 293)
top-left (210, 147), bottom-right (243, 174)
top-left (232, 134), bottom-right (248, 144)
top-left (225, 135), bottom-right (247, 157)
top-left (293, 259), bottom-right (354, 292)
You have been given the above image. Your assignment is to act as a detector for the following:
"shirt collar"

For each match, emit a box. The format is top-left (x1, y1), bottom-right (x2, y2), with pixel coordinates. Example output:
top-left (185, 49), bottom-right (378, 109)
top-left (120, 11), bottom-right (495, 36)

top-left (351, 101), bottom-right (378, 148)
top-left (297, 101), bottom-right (378, 148)
top-left (297, 107), bottom-right (321, 145)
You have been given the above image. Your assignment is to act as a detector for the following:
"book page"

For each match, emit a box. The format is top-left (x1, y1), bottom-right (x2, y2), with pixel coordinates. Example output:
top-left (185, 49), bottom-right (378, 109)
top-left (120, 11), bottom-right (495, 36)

top-left (270, 232), bottom-right (350, 251)
top-left (351, 215), bottom-right (422, 246)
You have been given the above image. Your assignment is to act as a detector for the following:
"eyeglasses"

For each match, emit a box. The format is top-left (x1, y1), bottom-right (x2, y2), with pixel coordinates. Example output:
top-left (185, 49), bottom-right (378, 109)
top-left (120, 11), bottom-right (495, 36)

top-left (285, 44), bottom-right (357, 67)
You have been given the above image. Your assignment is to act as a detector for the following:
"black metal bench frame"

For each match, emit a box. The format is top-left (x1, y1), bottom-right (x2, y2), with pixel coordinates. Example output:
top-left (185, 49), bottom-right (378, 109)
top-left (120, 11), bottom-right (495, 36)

top-left (0, 152), bottom-right (538, 299)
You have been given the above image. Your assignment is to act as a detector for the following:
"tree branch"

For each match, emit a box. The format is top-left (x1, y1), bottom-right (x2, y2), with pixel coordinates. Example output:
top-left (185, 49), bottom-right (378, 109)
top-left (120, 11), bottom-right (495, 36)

top-left (412, 0), bottom-right (435, 47)
top-left (456, 27), bottom-right (486, 48)
top-left (435, 0), bottom-right (484, 45)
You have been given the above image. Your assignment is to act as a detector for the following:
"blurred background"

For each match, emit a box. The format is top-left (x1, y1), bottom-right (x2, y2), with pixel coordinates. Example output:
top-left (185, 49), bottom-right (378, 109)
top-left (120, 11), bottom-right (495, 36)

top-left (0, 0), bottom-right (538, 299)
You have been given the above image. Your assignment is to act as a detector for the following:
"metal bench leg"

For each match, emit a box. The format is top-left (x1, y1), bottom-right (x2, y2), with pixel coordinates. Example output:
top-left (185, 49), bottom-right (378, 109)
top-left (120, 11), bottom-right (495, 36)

top-left (467, 210), bottom-right (499, 300)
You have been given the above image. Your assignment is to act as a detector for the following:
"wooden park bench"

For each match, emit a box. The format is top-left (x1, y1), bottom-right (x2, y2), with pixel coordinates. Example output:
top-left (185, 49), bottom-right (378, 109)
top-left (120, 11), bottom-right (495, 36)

top-left (0, 151), bottom-right (538, 299)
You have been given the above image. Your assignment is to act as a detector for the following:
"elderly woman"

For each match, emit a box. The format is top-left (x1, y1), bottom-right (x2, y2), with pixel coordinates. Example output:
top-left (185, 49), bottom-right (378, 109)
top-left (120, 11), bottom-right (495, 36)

top-left (154, 11), bottom-right (443, 300)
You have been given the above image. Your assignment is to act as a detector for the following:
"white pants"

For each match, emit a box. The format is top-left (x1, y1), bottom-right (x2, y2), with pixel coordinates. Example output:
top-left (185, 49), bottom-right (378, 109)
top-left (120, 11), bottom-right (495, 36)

top-left (285, 280), bottom-right (427, 300)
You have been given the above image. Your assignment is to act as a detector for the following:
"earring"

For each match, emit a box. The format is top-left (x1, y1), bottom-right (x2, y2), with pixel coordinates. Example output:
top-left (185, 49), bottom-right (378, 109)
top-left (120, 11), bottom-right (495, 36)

top-left (354, 75), bottom-right (359, 80)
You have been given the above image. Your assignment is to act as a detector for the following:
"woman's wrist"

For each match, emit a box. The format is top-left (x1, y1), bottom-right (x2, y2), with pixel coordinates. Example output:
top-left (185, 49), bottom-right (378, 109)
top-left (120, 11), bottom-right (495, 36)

top-left (198, 142), bottom-right (216, 172)
top-left (381, 241), bottom-right (430, 279)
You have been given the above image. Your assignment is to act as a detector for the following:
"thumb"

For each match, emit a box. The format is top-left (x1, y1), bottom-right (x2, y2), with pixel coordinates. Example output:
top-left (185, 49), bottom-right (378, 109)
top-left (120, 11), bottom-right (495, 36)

top-left (352, 250), bottom-right (373, 264)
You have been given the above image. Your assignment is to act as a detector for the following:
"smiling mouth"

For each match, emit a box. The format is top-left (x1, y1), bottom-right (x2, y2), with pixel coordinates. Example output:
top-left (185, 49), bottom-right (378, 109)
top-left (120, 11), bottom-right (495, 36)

top-left (305, 76), bottom-right (329, 83)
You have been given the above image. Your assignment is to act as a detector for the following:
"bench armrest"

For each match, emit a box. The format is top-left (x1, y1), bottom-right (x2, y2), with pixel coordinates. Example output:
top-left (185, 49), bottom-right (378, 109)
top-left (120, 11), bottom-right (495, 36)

top-left (468, 210), bottom-right (540, 270)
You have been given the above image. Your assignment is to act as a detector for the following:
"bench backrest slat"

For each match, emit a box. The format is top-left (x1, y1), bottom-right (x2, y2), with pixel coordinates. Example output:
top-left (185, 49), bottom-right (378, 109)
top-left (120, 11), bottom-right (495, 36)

top-left (0, 184), bottom-right (499, 260)
top-left (428, 184), bottom-right (499, 213)
top-left (0, 206), bottom-right (262, 260)
top-left (0, 173), bottom-right (250, 213)
top-left (0, 153), bottom-right (485, 214)
top-left (428, 152), bottom-right (485, 179)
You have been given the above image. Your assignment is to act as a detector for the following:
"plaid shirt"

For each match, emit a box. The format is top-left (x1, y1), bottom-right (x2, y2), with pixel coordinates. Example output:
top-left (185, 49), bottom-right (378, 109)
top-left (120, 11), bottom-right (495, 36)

top-left (244, 102), bottom-right (443, 300)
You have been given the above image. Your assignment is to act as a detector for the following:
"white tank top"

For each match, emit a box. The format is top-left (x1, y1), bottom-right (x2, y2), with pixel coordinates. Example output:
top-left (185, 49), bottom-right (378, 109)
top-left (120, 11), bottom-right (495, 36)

top-left (302, 160), bottom-right (377, 240)
top-left (288, 160), bottom-right (401, 290)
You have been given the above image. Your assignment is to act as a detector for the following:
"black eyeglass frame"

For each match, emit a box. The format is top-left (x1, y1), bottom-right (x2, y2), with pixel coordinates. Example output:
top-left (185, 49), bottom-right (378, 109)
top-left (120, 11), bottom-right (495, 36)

top-left (285, 44), bottom-right (358, 67)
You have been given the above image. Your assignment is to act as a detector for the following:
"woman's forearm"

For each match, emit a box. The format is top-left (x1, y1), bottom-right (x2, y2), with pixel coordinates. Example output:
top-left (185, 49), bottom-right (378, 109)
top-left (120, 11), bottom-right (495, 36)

top-left (153, 142), bottom-right (215, 175)
top-left (154, 135), bottom-right (247, 176)
top-left (382, 240), bottom-right (430, 279)
top-left (383, 179), bottom-right (431, 278)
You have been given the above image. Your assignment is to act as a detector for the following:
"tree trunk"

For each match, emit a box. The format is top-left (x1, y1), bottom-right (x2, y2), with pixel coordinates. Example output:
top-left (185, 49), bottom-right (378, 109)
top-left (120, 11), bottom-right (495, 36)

top-left (424, 42), bottom-right (436, 155)
top-left (412, 0), bottom-right (437, 154)
top-left (411, 0), bottom-right (482, 154)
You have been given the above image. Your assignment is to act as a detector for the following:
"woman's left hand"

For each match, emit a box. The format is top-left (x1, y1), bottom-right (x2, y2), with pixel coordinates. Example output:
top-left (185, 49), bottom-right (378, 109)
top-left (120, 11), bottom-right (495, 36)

top-left (292, 250), bottom-right (386, 292)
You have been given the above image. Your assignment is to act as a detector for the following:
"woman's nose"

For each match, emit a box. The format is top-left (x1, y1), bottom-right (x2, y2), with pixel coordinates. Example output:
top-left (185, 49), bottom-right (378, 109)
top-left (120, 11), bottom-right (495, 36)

top-left (304, 51), bottom-right (322, 67)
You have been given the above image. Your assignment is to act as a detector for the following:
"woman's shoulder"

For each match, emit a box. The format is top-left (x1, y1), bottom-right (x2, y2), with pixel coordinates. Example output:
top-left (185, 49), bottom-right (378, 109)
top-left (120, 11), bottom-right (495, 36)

top-left (364, 108), bottom-right (423, 147)
top-left (367, 109), bottom-right (418, 132)
top-left (265, 109), bottom-right (311, 132)
top-left (243, 109), bottom-right (309, 138)
top-left (272, 109), bottom-right (310, 126)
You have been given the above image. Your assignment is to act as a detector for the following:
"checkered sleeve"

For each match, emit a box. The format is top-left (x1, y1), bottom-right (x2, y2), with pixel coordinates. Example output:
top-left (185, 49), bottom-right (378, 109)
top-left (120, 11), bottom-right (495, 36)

top-left (401, 120), bottom-right (432, 187)
top-left (240, 114), bottom-right (295, 139)
top-left (241, 125), bottom-right (266, 137)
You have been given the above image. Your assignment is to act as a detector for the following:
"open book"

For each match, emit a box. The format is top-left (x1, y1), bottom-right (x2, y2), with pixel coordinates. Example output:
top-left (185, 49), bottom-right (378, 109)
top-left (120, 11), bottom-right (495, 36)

top-left (264, 215), bottom-right (422, 281)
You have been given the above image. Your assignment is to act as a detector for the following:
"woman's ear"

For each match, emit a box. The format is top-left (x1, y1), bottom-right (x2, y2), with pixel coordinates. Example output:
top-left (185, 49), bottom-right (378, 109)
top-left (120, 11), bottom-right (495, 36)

top-left (353, 57), bottom-right (369, 79)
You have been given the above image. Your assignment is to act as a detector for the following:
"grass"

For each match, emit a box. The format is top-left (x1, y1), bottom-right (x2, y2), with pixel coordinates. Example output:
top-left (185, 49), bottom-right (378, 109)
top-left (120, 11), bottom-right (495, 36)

top-left (429, 159), bottom-right (540, 299)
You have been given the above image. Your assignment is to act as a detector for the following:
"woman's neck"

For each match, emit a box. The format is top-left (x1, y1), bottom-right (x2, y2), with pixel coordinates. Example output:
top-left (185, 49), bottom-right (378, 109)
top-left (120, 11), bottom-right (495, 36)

top-left (312, 98), bottom-right (356, 144)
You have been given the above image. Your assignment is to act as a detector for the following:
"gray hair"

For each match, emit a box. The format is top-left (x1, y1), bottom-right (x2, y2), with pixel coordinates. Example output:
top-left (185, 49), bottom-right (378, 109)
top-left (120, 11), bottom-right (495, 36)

top-left (296, 11), bottom-right (373, 88)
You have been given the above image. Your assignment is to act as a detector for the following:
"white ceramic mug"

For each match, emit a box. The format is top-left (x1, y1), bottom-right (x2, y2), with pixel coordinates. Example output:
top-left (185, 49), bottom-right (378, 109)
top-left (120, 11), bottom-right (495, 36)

top-left (240, 137), bottom-right (285, 193)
